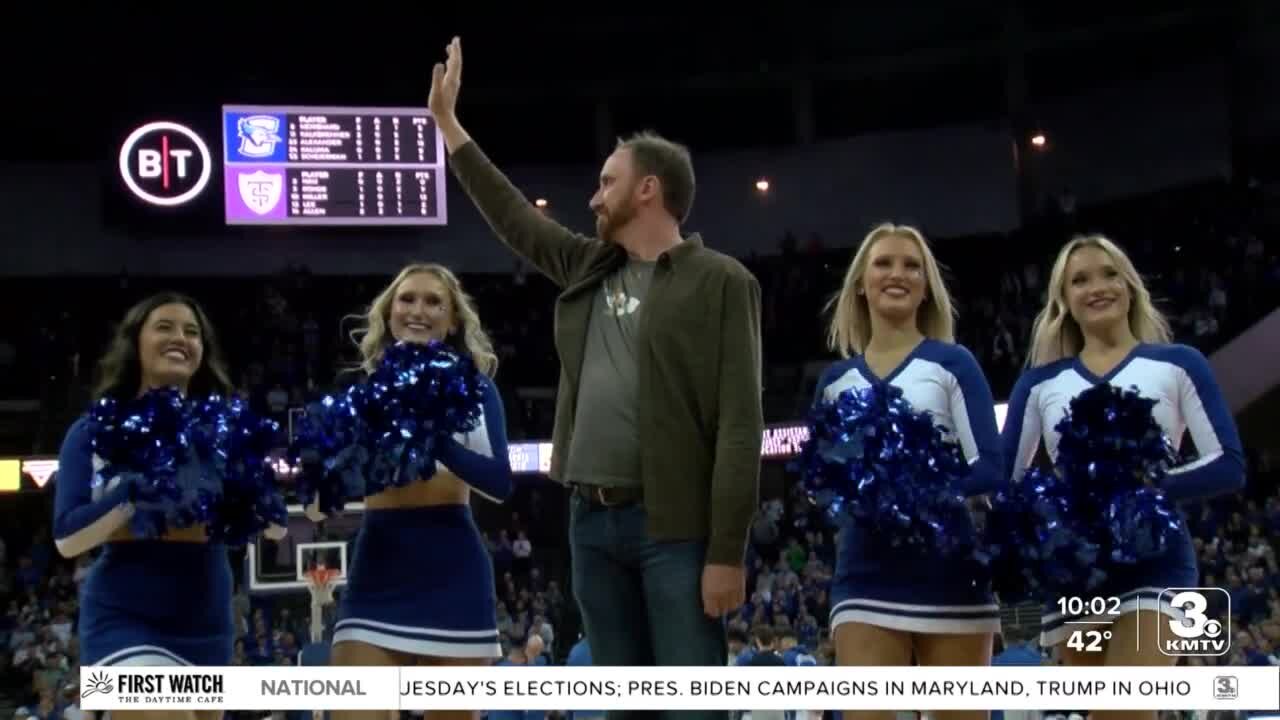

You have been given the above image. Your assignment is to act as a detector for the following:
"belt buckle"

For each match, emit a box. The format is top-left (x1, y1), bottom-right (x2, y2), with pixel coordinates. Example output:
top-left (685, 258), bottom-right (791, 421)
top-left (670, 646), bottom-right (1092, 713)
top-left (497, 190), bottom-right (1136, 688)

top-left (595, 486), bottom-right (619, 508)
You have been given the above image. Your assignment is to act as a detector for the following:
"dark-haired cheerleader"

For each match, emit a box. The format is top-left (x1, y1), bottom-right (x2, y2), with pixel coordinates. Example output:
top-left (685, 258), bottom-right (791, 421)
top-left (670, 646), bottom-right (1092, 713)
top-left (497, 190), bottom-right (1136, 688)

top-left (54, 293), bottom-right (237, 720)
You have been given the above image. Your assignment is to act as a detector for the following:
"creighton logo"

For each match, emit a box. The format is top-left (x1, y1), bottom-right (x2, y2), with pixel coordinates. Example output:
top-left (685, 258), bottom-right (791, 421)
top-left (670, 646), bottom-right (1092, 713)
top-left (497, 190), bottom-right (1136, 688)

top-left (237, 115), bottom-right (283, 158)
top-left (239, 171), bottom-right (283, 215)
top-left (605, 289), bottom-right (640, 317)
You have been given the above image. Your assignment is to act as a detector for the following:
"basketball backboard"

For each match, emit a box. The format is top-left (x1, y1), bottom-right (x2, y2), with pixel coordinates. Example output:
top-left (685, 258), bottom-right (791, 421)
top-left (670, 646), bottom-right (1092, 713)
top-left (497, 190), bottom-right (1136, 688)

top-left (246, 502), bottom-right (364, 594)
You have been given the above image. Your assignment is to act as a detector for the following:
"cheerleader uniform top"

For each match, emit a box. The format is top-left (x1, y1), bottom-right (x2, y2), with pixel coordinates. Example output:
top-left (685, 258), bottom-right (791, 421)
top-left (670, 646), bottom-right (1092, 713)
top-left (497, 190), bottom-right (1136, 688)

top-left (1001, 343), bottom-right (1245, 502)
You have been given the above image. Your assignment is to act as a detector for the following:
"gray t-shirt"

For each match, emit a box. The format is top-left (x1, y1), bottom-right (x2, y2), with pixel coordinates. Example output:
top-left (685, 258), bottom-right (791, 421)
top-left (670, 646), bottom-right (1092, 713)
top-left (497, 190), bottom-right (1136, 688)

top-left (562, 258), bottom-right (656, 487)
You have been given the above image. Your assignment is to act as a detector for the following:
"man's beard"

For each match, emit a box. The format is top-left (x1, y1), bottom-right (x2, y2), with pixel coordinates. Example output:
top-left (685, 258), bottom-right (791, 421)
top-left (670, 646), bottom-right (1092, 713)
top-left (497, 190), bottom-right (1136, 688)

top-left (596, 197), bottom-right (638, 244)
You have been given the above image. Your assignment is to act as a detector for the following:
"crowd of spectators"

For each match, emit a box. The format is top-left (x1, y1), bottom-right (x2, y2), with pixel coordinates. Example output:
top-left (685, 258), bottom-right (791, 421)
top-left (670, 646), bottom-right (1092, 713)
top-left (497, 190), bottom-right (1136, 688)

top-left (1, 179), bottom-right (1277, 451)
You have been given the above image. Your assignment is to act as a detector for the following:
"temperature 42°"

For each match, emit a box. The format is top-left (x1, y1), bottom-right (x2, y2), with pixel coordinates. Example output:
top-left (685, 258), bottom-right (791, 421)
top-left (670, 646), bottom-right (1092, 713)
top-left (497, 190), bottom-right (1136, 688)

top-left (1067, 628), bottom-right (1113, 652)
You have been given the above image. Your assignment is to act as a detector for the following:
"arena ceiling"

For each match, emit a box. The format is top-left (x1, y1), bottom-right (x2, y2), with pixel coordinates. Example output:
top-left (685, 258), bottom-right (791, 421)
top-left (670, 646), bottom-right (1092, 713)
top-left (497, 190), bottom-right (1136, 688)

top-left (2, 2), bottom-right (1268, 165)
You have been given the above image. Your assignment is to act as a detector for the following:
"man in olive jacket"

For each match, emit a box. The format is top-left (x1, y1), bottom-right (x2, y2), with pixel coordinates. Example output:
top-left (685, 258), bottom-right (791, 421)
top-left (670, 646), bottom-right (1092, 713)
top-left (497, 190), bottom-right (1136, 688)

top-left (430, 37), bottom-right (763, 690)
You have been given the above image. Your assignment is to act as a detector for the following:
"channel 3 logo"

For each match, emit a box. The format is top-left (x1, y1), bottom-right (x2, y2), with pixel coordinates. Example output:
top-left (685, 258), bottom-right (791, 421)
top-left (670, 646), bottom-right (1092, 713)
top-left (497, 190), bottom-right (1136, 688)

top-left (1212, 676), bottom-right (1237, 701)
top-left (1159, 587), bottom-right (1230, 657)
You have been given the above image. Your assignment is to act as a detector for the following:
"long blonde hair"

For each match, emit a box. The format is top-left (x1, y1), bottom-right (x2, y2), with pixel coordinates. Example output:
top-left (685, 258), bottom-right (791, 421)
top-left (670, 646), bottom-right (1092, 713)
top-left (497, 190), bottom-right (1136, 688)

top-left (825, 223), bottom-right (956, 358)
top-left (350, 263), bottom-right (499, 377)
top-left (1027, 234), bottom-right (1171, 367)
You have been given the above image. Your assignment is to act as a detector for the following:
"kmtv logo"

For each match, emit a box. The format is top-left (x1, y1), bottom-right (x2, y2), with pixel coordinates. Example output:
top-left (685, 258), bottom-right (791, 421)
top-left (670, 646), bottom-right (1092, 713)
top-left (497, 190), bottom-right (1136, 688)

top-left (1159, 588), bottom-right (1230, 656)
top-left (118, 121), bottom-right (212, 206)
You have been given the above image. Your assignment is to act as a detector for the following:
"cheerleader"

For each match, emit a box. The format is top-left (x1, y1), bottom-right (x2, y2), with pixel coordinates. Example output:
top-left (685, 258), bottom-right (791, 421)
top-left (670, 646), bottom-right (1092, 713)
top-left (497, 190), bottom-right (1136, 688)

top-left (816, 224), bottom-right (1004, 720)
top-left (1002, 235), bottom-right (1244, 717)
top-left (329, 263), bottom-right (512, 720)
top-left (53, 292), bottom-right (236, 690)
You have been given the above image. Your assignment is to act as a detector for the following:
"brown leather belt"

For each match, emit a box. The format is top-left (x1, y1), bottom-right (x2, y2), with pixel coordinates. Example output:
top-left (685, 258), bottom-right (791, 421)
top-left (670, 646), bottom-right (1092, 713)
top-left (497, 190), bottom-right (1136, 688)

top-left (571, 483), bottom-right (643, 509)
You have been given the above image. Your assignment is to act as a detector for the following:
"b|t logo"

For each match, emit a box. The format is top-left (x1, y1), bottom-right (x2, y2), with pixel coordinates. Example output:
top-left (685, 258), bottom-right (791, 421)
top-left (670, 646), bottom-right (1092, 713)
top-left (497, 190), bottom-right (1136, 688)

top-left (118, 121), bottom-right (212, 207)
top-left (1158, 587), bottom-right (1230, 656)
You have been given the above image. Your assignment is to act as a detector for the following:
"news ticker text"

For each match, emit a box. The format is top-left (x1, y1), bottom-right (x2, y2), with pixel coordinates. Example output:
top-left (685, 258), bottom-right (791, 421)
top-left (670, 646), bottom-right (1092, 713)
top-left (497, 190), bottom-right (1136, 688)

top-left (79, 666), bottom-right (1279, 712)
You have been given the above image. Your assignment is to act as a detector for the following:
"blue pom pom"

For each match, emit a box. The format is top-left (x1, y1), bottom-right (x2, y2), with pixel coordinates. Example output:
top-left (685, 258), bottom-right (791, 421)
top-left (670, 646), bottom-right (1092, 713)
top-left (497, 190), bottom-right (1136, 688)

top-left (985, 468), bottom-right (1105, 603)
top-left (1106, 487), bottom-right (1184, 564)
top-left (89, 391), bottom-right (287, 544)
top-left (985, 384), bottom-right (1181, 601)
top-left (797, 383), bottom-right (978, 559)
top-left (1054, 384), bottom-right (1176, 495)
top-left (289, 341), bottom-right (487, 511)
top-left (1057, 384), bottom-right (1182, 566)
top-left (362, 341), bottom-right (487, 494)
top-left (201, 396), bottom-right (288, 546)
top-left (290, 388), bottom-right (371, 515)
top-left (88, 388), bottom-right (201, 538)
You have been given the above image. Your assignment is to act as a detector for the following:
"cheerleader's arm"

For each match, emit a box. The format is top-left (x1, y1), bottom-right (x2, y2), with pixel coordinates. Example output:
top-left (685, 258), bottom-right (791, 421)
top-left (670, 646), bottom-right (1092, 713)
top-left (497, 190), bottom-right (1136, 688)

top-left (1161, 346), bottom-right (1246, 502)
top-left (1000, 370), bottom-right (1042, 484)
top-left (437, 376), bottom-right (514, 503)
top-left (810, 361), bottom-right (851, 407)
top-left (945, 345), bottom-right (1006, 497)
top-left (52, 419), bottom-right (134, 558)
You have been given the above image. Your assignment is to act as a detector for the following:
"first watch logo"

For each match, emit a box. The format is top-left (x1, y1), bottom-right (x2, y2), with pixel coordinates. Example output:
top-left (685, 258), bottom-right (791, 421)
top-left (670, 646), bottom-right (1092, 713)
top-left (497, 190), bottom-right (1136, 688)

top-left (118, 121), bottom-right (212, 207)
top-left (81, 671), bottom-right (113, 698)
top-left (86, 671), bottom-right (228, 708)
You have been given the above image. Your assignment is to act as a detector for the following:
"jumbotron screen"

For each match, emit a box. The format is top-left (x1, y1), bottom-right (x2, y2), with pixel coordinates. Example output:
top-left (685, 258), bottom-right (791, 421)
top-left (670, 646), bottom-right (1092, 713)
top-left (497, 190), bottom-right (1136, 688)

top-left (221, 104), bottom-right (447, 226)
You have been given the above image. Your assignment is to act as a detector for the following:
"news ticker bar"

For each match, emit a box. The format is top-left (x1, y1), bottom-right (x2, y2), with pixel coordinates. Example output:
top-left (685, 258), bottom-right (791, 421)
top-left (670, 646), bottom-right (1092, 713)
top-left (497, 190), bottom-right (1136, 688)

top-left (5, 402), bottom-right (1015, 491)
top-left (79, 666), bottom-right (1278, 712)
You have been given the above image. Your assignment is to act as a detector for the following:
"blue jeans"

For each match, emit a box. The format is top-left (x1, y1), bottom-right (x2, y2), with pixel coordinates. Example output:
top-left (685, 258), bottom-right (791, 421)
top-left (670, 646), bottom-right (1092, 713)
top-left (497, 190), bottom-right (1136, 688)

top-left (569, 493), bottom-right (727, 720)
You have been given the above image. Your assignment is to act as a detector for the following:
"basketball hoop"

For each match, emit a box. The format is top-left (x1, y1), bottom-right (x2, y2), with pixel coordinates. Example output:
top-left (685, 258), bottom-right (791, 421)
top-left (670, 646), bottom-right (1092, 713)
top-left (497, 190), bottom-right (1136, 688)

top-left (305, 564), bottom-right (338, 607)
top-left (305, 564), bottom-right (339, 644)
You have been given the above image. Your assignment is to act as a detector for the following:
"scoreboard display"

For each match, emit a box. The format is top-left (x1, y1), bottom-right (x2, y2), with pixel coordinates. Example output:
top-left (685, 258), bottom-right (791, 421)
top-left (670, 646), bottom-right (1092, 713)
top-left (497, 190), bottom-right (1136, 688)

top-left (221, 105), bottom-right (447, 226)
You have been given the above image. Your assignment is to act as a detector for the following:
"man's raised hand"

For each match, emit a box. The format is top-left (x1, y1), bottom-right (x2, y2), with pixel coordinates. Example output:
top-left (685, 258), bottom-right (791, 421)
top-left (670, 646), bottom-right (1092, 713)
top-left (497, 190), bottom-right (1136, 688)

top-left (429, 36), bottom-right (472, 153)
top-left (429, 36), bottom-right (463, 124)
